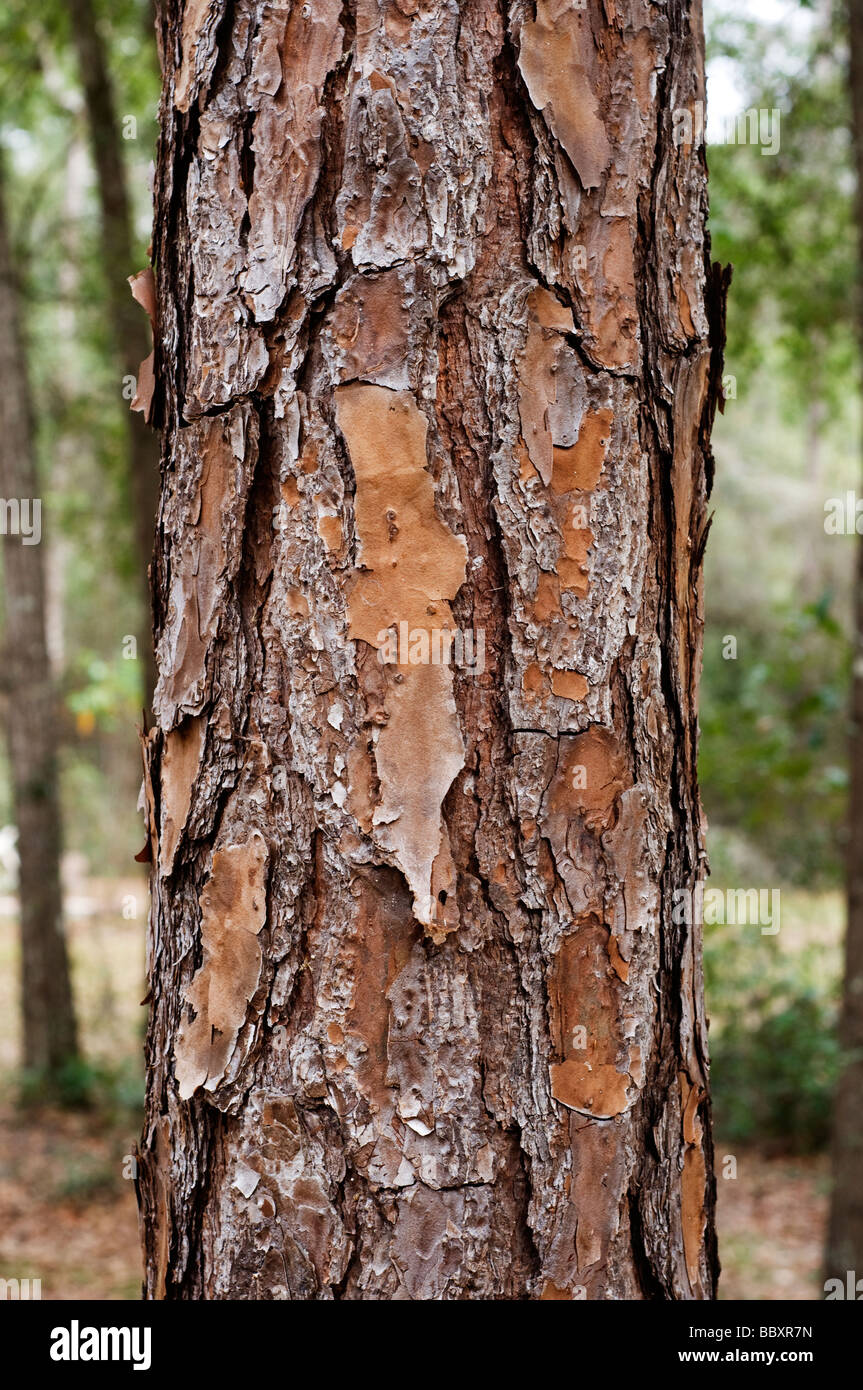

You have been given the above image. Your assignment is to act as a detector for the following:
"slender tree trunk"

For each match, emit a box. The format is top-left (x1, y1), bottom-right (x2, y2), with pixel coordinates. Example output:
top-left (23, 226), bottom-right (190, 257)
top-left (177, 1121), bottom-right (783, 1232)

top-left (827, 0), bottom-right (863, 1291)
top-left (67, 0), bottom-right (160, 706)
top-left (0, 163), bottom-right (78, 1075)
top-left (139, 0), bottom-right (726, 1299)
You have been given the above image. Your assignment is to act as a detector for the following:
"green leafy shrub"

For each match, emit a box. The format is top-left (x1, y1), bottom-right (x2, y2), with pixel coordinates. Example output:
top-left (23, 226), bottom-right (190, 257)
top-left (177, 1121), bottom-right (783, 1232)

top-left (17, 1054), bottom-right (143, 1118)
top-left (705, 910), bottom-right (841, 1151)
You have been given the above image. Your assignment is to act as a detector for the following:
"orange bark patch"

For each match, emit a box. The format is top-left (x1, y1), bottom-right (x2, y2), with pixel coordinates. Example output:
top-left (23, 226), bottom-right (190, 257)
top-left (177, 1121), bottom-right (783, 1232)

top-left (345, 740), bottom-right (375, 834)
top-left (372, 662), bottom-right (462, 941)
top-left (678, 238), bottom-right (703, 343)
top-left (607, 932), bottom-right (630, 984)
top-left (522, 663), bottom-right (545, 699)
top-left (682, 1144), bottom-right (707, 1292)
top-left (383, 3), bottom-right (412, 42)
top-left (300, 440), bottom-right (319, 474)
top-left (336, 384), bottom-right (467, 936)
top-left (337, 384), bottom-right (467, 644)
top-left (533, 571), bottom-right (562, 622)
top-left (630, 27), bottom-right (658, 116)
top-left (317, 514), bottom-right (343, 551)
top-left (530, 285), bottom-right (576, 333)
top-left (546, 726), bottom-right (628, 832)
top-left (558, 523), bottom-right (592, 597)
top-left (408, 136), bottom-right (436, 175)
top-left (551, 408), bottom-right (613, 495)
top-left (550, 1056), bottom-right (630, 1118)
top-left (284, 588), bottom-right (309, 617)
top-left (518, 326), bottom-right (558, 487)
top-left (128, 267), bottom-right (157, 326)
top-left (540, 408), bottom-right (610, 635)
top-left (678, 280), bottom-right (695, 338)
top-left (568, 1118), bottom-right (629, 1283)
top-left (672, 354), bottom-right (710, 699)
top-left (548, 922), bottom-right (639, 1118)
top-left (159, 714), bottom-right (206, 877)
top-left (551, 670), bottom-right (587, 703)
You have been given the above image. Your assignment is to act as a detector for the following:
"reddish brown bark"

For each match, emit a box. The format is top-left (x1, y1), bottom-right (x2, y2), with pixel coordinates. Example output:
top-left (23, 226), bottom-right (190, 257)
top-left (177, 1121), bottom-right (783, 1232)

top-left (138, 0), bottom-right (725, 1299)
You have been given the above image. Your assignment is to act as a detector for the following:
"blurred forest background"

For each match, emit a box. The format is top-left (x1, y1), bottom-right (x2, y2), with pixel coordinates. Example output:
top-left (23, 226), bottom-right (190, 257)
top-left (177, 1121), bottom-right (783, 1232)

top-left (0, 0), bottom-right (854, 1299)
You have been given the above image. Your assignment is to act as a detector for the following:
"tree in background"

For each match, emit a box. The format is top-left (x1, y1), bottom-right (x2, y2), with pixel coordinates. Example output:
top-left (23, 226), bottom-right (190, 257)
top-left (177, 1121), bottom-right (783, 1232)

top-left (827, 0), bottom-right (863, 1294)
top-left (0, 0), bottom-right (159, 1087)
top-left (137, 0), bottom-right (724, 1298)
top-left (67, 0), bottom-right (159, 705)
top-left (0, 157), bottom-right (78, 1076)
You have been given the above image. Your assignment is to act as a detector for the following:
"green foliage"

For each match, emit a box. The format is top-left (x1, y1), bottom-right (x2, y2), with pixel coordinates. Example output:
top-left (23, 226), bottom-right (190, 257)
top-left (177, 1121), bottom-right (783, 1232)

top-left (708, 2), bottom-right (856, 419)
top-left (66, 649), bottom-right (143, 732)
top-left (701, 0), bottom-right (857, 887)
top-left (701, 596), bottom-right (850, 885)
top-left (0, 0), bottom-right (159, 872)
top-left (16, 1053), bottom-right (143, 1116)
top-left (705, 913), bottom-right (841, 1151)
top-left (700, 4), bottom-right (852, 1143)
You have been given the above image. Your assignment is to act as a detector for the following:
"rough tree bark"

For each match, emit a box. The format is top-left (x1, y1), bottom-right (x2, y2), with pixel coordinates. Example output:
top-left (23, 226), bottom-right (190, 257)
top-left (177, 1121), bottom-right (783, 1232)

top-left (827, 0), bottom-right (863, 1290)
top-left (138, 0), bottom-right (725, 1299)
top-left (0, 162), bottom-right (79, 1075)
top-left (68, 0), bottom-right (161, 705)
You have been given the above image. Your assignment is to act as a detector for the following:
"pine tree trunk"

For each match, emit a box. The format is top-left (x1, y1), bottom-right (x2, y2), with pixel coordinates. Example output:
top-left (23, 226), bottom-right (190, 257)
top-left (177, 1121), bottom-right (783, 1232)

top-left (0, 163), bottom-right (78, 1075)
top-left (68, 0), bottom-right (160, 706)
top-left (827, 0), bottom-right (863, 1290)
top-left (139, 0), bottom-right (725, 1299)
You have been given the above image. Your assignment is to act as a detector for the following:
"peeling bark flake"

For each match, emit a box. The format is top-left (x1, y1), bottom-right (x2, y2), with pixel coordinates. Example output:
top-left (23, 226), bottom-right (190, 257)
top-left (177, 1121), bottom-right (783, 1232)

top-left (337, 383), bottom-right (467, 938)
top-left (174, 831), bottom-right (269, 1099)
